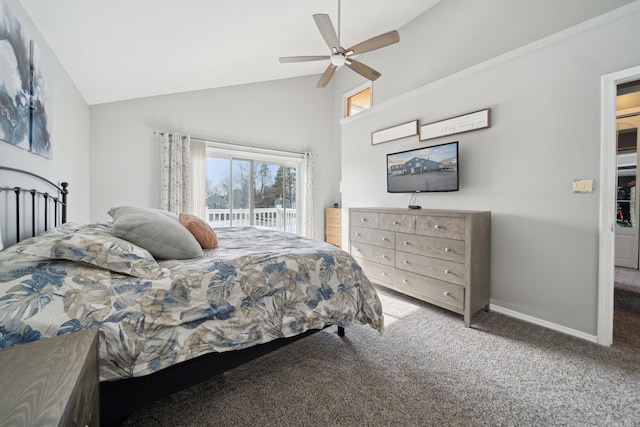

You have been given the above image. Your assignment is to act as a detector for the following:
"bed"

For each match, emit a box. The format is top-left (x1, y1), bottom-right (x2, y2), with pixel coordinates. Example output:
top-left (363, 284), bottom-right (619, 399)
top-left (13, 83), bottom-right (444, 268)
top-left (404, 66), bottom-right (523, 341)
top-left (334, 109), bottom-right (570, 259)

top-left (0, 167), bottom-right (384, 425)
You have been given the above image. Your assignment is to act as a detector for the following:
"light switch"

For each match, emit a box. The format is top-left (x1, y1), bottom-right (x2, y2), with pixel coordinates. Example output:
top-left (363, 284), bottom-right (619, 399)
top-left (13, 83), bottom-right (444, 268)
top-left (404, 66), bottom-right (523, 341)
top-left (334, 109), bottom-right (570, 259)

top-left (572, 179), bottom-right (594, 193)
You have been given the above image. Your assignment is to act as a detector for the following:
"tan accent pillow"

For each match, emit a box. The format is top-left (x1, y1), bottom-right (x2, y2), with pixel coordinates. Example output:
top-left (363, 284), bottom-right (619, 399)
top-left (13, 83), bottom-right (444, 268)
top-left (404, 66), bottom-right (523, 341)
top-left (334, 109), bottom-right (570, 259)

top-left (179, 213), bottom-right (219, 249)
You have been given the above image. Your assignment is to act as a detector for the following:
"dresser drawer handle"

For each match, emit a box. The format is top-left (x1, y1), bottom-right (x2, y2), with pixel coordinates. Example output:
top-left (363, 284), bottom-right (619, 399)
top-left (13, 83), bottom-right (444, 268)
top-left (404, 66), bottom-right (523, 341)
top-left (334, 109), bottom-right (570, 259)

top-left (434, 225), bottom-right (440, 229)
top-left (382, 272), bottom-right (388, 276)
top-left (403, 241), bottom-right (410, 246)
top-left (402, 279), bottom-right (409, 284)
top-left (444, 269), bottom-right (451, 274)
top-left (444, 248), bottom-right (450, 252)
top-left (444, 291), bottom-right (450, 297)
top-left (392, 221), bottom-right (399, 225)
top-left (403, 260), bottom-right (410, 264)
top-left (355, 233), bottom-right (361, 237)
top-left (361, 218), bottom-right (367, 222)
top-left (381, 255), bottom-right (387, 259)
top-left (381, 237), bottom-right (388, 241)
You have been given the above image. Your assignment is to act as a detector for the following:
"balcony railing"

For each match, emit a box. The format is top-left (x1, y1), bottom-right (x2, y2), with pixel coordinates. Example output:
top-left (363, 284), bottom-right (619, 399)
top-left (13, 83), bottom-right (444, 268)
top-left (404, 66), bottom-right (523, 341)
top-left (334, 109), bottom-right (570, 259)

top-left (207, 208), bottom-right (297, 233)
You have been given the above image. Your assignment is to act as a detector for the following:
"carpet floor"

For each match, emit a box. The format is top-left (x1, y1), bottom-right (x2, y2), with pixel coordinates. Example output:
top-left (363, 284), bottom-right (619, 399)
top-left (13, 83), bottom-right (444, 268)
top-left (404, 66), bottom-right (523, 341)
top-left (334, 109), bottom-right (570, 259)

top-left (125, 286), bottom-right (640, 427)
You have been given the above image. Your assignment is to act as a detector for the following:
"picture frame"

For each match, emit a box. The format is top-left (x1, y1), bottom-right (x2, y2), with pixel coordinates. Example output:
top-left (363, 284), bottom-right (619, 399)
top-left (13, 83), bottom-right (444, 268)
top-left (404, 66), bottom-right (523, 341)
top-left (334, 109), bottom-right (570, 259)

top-left (371, 120), bottom-right (418, 145)
top-left (419, 108), bottom-right (490, 141)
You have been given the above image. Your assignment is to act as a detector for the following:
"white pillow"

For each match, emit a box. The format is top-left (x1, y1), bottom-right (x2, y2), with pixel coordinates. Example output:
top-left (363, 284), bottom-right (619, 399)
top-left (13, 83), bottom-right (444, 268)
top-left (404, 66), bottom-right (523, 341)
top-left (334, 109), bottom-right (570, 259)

top-left (108, 206), bottom-right (203, 259)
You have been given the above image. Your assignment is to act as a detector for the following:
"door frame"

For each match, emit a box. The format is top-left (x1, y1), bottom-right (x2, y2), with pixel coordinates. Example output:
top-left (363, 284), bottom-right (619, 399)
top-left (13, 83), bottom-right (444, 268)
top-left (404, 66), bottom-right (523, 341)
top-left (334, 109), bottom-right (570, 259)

top-left (598, 65), bottom-right (640, 346)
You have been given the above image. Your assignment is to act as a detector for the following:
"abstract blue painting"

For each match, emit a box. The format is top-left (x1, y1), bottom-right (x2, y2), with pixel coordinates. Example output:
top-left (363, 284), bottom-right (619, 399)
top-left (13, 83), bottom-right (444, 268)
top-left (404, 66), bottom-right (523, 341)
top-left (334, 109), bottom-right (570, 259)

top-left (0, 1), bottom-right (53, 159)
top-left (0, 0), bottom-right (31, 152)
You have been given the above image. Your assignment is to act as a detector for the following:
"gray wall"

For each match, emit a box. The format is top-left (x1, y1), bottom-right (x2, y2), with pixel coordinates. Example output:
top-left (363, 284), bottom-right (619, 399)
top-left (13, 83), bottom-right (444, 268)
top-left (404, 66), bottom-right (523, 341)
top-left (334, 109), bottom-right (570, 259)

top-left (338, 1), bottom-right (640, 337)
top-left (0, 0), bottom-right (90, 226)
top-left (6, 0), bottom-right (639, 338)
top-left (89, 76), bottom-right (336, 237)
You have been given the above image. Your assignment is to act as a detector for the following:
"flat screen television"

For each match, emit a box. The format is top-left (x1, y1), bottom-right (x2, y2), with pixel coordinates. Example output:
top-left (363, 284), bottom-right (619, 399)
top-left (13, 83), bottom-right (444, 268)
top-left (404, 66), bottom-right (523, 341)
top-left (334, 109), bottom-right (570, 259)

top-left (386, 141), bottom-right (459, 193)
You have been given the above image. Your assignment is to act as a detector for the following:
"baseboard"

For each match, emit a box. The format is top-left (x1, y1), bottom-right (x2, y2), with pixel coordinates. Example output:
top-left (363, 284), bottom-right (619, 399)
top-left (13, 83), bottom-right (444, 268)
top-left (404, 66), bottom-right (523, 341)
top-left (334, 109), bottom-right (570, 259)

top-left (489, 303), bottom-right (598, 344)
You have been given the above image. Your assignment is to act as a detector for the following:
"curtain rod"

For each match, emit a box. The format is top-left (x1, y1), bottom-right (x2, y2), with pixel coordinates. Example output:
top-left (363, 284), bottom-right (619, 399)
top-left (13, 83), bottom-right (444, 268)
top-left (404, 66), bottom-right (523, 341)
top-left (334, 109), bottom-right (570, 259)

top-left (154, 131), bottom-right (305, 159)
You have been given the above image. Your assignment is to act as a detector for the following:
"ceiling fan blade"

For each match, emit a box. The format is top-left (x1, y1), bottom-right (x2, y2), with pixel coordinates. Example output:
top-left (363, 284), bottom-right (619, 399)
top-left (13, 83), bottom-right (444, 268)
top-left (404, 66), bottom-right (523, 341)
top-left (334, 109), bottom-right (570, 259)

top-left (317, 64), bottom-right (337, 88)
top-left (279, 55), bottom-right (330, 63)
top-left (346, 59), bottom-right (381, 81)
top-left (313, 14), bottom-right (340, 51)
top-left (347, 30), bottom-right (400, 55)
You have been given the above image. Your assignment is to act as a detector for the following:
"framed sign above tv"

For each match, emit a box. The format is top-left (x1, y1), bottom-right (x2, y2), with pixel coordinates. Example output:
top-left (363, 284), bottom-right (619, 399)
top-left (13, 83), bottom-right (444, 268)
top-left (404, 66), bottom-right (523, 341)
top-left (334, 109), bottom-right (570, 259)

top-left (371, 120), bottom-right (418, 145)
top-left (419, 108), bottom-right (490, 141)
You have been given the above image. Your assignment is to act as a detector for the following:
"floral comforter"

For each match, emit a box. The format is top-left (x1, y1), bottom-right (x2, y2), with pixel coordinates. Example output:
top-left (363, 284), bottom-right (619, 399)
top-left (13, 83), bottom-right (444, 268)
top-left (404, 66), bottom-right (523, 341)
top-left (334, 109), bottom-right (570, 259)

top-left (0, 224), bottom-right (383, 381)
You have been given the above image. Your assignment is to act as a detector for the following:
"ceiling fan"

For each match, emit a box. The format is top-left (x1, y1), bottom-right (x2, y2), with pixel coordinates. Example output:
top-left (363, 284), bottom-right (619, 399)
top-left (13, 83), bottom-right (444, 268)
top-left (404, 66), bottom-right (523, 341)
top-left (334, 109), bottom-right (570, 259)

top-left (278, 1), bottom-right (400, 88)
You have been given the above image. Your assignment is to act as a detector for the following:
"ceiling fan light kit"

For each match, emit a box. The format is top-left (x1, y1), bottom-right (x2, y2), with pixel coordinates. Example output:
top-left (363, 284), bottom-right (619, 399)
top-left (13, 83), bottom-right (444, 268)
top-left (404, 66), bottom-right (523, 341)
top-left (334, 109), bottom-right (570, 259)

top-left (331, 54), bottom-right (347, 67)
top-left (278, 1), bottom-right (400, 88)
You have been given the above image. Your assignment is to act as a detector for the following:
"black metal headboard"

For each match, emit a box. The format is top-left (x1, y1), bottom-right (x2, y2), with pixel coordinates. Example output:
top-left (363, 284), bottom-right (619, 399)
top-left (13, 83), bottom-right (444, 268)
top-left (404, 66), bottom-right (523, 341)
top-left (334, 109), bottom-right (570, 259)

top-left (0, 166), bottom-right (69, 246)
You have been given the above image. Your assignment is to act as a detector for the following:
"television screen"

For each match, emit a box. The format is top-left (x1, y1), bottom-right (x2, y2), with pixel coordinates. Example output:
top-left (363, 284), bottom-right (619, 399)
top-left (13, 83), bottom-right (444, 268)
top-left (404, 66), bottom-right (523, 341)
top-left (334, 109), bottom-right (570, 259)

top-left (386, 141), bottom-right (459, 193)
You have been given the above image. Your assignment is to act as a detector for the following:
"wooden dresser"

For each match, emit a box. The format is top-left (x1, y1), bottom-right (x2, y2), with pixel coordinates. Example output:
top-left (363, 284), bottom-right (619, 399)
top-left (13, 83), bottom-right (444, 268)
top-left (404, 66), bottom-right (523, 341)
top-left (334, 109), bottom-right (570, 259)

top-left (349, 208), bottom-right (490, 327)
top-left (325, 208), bottom-right (342, 248)
top-left (0, 328), bottom-right (100, 426)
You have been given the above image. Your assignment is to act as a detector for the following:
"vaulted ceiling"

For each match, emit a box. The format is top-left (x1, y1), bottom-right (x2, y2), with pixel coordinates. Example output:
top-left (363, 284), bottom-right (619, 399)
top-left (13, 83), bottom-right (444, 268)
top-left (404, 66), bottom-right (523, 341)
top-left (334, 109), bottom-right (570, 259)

top-left (19, 0), bottom-right (440, 105)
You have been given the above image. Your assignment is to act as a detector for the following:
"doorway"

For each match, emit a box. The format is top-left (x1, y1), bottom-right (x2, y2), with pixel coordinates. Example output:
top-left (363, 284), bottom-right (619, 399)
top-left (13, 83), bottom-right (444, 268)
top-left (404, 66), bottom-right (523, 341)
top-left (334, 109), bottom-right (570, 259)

top-left (614, 117), bottom-right (639, 268)
top-left (599, 66), bottom-right (640, 346)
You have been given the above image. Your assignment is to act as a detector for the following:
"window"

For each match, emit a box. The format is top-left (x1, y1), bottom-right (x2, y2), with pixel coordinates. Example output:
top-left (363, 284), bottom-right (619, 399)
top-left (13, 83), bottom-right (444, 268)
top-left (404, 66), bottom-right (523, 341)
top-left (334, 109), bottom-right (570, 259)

top-left (344, 82), bottom-right (372, 118)
top-left (205, 145), bottom-right (303, 234)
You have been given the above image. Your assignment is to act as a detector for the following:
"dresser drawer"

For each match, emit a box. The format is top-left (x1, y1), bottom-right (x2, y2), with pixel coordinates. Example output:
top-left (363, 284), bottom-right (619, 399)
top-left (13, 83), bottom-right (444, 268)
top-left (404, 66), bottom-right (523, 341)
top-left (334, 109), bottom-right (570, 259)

top-left (396, 233), bottom-right (465, 263)
top-left (326, 208), bottom-right (341, 219)
top-left (396, 250), bottom-right (465, 286)
top-left (415, 216), bottom-right (465, 240)
top-left (326, 234), bottom-right (341, 247)
top-left (356, 258), bottom-right (464, 311)
top-left (350, 226), bottom-right (395, 249)
top-left (351, 241), bottom-right (395, 267)
top-left (379, 214), bottom-right (415, 233)
top-left (326, 225), bottom-right (341, 237)
top-left (326, 217), bottom-right (341, 228)
top-left (351, 211), bottom-right (378, 229)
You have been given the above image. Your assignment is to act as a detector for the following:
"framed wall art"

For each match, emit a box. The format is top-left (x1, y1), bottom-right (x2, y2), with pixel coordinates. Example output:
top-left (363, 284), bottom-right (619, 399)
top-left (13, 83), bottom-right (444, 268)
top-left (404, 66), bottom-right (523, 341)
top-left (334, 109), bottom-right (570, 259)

top-left (0, 1), bottom-right (53, 158)
top-left (420, 109), bottom-right (490, 141)
top-left (0, 0), bottom-right (31, 152)
top-left (371, 120), bottom-right (418, 145)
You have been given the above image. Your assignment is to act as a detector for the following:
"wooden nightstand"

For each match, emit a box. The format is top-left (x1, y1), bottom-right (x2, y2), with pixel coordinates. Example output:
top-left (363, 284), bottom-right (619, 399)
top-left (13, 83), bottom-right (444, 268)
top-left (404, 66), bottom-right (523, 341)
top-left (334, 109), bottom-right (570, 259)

top-left (325, 207), bottom-right (342, 248)
top-left (0, 328), bottom-right (100, 426)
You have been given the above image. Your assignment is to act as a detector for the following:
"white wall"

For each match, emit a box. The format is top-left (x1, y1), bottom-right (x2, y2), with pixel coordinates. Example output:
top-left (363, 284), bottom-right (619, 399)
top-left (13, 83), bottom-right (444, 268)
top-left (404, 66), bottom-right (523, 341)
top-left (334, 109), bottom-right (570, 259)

top-left (339, 2), bottom-right (640, 336)
top-left (0, 0), bottom-right (90, 225)
top-left (89, 75), bottom-right (336, 237)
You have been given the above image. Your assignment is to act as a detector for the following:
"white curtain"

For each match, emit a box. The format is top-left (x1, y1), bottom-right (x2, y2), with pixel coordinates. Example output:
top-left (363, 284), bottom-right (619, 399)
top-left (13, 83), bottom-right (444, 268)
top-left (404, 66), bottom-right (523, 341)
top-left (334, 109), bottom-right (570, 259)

top-left (160, 132), bottom-right (192, 214)
top-left (191, 139), bottom-right (207, 219)
top-left (302, 152), bottom-right (315, 238)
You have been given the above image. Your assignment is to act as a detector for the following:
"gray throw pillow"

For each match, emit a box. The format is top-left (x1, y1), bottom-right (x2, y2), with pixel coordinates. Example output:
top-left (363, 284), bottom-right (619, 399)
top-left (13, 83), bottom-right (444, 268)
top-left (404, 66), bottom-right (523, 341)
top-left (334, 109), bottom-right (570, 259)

top-left (108, 206), bottom-right (203, 259)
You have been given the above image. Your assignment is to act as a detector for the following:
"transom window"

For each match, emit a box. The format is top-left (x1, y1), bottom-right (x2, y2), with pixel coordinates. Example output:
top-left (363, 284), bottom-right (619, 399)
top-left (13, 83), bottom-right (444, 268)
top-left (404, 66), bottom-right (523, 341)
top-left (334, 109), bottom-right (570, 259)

top-left (344, 82), bottom-right (372, 118)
